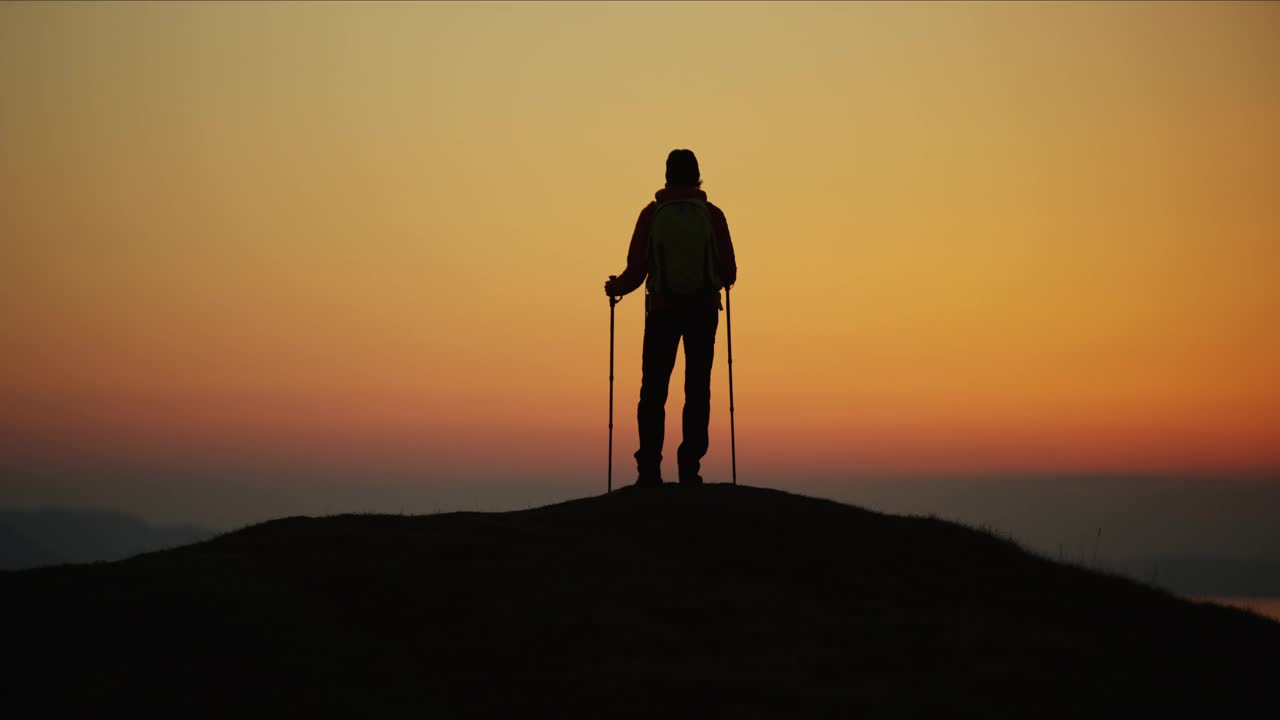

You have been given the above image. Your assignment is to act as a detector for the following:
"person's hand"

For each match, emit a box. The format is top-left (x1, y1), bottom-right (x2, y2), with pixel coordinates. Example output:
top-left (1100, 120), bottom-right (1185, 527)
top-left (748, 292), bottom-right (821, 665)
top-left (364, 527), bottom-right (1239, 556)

top-left (604, 277), bottom-right (621, 297)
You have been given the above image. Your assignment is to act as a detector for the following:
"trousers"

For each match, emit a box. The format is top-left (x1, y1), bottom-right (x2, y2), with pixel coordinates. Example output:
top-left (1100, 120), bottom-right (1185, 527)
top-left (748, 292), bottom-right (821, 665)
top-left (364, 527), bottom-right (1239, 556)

top-left (634, 296), bottom-right (719, 479)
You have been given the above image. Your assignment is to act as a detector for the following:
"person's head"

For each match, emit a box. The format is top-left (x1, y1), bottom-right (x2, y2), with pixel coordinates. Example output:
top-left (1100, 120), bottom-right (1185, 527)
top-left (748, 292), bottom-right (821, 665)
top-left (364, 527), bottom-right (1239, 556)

top-left (665, 149), bottom-right (701, 188)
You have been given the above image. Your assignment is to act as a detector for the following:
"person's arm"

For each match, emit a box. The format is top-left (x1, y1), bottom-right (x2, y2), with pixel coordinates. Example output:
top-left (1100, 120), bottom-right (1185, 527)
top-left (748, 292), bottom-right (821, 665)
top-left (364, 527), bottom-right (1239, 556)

top-left (709, 204), bottom-right (737, 288)
top-left (609, 204), bottom-right (654, 296)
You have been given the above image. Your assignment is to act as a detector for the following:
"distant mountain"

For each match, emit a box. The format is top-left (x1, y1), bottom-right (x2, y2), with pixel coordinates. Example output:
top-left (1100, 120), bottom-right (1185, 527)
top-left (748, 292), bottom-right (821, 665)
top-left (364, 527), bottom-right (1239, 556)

top-left (1117, 553), bottom-right (1280, 596)
top-left (2, 485), bottom-right (1276, 718)
top-left (0, 524), bottom-right (61, 569)
top-left (0, 507), bottom-right (215, 569)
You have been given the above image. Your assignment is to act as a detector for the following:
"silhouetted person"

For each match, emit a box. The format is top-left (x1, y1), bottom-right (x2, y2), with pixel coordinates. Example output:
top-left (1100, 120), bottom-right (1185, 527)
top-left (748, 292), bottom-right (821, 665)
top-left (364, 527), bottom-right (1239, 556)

top-left (604, 149), bottom-right (738, 486)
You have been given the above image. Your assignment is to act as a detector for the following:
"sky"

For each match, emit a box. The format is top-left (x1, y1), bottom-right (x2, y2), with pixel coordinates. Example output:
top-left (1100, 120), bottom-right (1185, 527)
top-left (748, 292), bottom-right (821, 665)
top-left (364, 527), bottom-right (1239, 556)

top-left (2, 2), bottom-right (1279, 552)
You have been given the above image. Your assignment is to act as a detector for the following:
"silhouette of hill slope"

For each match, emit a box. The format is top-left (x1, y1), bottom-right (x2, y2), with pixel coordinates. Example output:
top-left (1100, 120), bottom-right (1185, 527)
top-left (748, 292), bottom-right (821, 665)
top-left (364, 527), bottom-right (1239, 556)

top-left (3, 484), bottom-right (1276, 717)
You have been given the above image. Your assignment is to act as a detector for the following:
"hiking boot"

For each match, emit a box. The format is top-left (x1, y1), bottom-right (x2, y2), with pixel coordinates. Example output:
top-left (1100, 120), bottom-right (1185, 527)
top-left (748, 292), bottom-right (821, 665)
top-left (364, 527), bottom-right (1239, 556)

top-left (678, 473), bottom-right (703, 486)
top-left (634, 472), bottom-right (663, 488)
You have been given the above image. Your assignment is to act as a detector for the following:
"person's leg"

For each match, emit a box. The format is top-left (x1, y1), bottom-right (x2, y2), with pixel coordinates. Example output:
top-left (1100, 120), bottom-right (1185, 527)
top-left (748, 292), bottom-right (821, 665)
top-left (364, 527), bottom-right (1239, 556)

top-left (635, 308), bottom-right (680, 483)
top-left (677, 303), bottom-right (719, 482)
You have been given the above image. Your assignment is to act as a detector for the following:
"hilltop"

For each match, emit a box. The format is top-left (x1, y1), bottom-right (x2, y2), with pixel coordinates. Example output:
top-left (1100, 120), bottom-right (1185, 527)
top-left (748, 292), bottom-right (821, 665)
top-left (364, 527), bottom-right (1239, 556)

top-left (3, 484), bottom-right (1276, 717)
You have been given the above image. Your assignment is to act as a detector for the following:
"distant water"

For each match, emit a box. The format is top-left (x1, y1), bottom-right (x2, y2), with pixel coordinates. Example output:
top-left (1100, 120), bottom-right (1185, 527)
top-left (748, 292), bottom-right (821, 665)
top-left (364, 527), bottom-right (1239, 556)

top-left (1198, 596), bottom-right (1280, 623)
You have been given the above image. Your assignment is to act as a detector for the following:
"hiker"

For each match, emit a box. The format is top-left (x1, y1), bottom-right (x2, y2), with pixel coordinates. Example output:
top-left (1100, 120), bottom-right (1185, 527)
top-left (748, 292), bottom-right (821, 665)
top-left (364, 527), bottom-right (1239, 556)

top-left (604, 149), bottom-right (738, 486)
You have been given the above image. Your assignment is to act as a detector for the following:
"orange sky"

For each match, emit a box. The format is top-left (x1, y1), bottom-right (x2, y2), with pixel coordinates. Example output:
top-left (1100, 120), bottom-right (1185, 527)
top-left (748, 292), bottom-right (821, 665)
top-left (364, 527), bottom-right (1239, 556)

top-left (2, 1), bottom-right (1278, 489)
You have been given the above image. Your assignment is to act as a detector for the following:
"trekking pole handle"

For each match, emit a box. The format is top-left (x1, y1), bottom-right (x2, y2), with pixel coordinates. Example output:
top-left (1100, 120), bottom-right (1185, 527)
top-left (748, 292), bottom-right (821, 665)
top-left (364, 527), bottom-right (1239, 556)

top-left (608, 275), bottom-right (619, 306)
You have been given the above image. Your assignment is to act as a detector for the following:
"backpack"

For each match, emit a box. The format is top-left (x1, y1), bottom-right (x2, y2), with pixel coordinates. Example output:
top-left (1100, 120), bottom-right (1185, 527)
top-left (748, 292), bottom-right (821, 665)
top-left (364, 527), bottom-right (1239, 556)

top-left (646, 199), bottom-right (722, 296)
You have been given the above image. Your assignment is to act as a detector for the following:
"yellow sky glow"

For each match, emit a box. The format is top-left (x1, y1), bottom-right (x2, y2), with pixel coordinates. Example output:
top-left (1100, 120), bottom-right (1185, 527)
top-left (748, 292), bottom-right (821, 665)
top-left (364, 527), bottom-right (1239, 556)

top-left (2, 2), bottom-right (1278, 482)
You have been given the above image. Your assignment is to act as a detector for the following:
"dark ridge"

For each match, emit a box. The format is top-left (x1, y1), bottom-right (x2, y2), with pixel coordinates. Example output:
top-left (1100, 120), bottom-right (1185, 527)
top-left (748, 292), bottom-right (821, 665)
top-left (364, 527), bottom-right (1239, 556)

top-left (2, 484), bottom-right (1276, 718)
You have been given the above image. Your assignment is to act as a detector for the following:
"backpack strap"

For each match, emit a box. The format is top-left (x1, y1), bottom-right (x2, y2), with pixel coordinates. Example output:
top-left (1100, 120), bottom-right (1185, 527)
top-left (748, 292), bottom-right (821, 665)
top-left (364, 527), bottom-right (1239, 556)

top-left (646, 201), bottom-right (668, 296)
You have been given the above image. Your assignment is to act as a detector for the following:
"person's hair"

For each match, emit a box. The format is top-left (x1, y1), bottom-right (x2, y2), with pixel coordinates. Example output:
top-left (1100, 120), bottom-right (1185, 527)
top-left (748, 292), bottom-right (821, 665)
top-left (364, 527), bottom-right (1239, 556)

top-left (665, 149), bottom-right (702, 188)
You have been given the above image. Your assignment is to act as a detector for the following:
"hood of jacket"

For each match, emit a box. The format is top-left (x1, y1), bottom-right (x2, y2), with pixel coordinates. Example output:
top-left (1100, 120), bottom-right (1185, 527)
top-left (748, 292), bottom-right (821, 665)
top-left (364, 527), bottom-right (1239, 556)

top-left (654, 186), bottom-right (707, 203)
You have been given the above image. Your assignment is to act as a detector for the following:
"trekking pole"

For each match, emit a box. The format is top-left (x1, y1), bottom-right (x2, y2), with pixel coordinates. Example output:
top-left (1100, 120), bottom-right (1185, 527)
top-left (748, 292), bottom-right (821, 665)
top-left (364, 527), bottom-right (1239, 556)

top-left (608, 276), bottom-right (618, 494)
top-left (725, 286), bottom-right (737, 485)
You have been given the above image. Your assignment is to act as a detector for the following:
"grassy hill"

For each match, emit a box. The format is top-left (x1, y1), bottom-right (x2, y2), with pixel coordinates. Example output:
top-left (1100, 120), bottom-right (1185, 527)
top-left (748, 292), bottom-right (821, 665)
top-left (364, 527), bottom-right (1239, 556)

top-left (3, 484), bottom-right (1276, 717)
